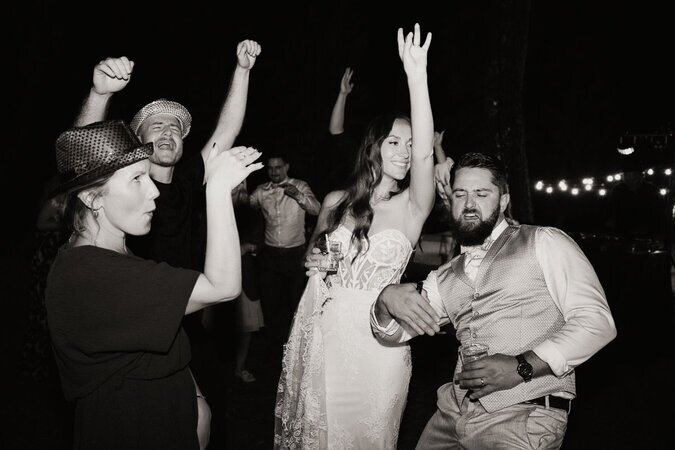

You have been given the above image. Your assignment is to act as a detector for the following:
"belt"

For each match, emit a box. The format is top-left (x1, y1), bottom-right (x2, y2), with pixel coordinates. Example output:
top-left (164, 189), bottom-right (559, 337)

top-left (524, 395), bottom-right (571, 413)
top-left (264, 244), bottom-right (304, 253)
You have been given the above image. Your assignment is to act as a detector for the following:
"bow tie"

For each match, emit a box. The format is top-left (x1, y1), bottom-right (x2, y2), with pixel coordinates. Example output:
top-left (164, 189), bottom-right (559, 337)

top-left (462, 237), bottom-right (494, 256)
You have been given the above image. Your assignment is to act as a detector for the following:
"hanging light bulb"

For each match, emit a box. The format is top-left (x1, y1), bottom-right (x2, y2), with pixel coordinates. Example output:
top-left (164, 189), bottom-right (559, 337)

top-left (535, 181), bottom-right (544, 190)
top-left (545, 186), bottom-right (553, 194)
top-left (617, 134), bottom-right (636, 155)
top-left (571, 188), bottom-right (579, 195)
top-left (606, 175), bottom-right (614, 182)
top-left (646, 168), bottom-right (654, 176)
top-left (599, 188), bottom-right (607, 196)
top-left (660, 188), bottom-right (667, 195)
top-left (584, 184), bottom-right (592, 191)
top-left (665, 168), bottom-right (672, 176)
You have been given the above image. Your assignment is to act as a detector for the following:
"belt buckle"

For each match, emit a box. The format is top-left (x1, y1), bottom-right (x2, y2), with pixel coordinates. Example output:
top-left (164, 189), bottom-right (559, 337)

top-left (546, 395), bottom-right (572, 414)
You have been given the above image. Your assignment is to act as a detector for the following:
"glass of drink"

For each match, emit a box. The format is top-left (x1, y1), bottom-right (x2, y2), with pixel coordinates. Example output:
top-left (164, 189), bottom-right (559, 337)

top-left (316, 238), bottom-right (342, 274)
top-left (459, 343), bottom-right (489, 365)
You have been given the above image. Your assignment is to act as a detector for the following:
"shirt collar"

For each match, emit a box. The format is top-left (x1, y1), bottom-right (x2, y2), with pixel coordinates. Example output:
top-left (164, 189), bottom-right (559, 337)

top-left (266, 177), bottom-right (291, 189)
top-left (460, 218), bottom-right (509, 254)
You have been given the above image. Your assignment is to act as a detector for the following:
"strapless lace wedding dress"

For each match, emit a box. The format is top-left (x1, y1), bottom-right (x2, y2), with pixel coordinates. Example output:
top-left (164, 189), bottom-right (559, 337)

top-left (275, 224), bottom-right (413, 449)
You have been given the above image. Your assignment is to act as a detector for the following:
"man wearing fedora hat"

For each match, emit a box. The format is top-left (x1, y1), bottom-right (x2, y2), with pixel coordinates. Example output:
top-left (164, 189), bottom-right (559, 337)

top-left (71, 40), bottom-right (262, 448)
top-left (74, 39), bottom-right (262, 269)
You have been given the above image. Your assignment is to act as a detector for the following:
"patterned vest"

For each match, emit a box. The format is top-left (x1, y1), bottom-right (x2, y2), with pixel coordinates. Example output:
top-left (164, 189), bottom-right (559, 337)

top-left (436, 224), bottom-right (576, 412)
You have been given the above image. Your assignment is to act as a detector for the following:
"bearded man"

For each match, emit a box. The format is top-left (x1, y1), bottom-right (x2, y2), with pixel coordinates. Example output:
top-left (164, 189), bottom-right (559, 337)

top-left (370, 152), bottom-right (616, 449)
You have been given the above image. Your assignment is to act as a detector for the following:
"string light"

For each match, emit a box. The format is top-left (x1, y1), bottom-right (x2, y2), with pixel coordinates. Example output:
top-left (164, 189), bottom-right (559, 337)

top-left (534, 166), bottom-right (672, 198)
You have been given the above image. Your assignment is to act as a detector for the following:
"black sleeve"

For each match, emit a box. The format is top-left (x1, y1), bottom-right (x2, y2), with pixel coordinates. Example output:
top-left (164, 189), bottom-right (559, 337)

top-left (174, 151), bottom-right (205, 192)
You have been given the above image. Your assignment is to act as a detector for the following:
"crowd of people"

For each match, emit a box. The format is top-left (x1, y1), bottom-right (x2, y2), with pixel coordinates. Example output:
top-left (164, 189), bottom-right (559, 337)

top-left (19, 23), bottom-right (625, 450)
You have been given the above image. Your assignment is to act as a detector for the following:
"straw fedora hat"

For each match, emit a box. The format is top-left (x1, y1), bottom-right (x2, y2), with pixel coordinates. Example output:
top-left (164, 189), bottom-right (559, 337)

top-left (130, 98), bottom-right (192, 138)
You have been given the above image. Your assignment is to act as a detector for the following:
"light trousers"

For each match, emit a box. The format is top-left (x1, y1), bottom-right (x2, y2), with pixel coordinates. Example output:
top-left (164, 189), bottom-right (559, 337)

top-left (416, 384), bottom-right (568, 449)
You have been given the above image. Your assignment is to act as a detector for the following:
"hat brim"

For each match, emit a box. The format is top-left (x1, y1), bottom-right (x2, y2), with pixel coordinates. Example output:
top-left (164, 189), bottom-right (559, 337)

top-left (50, 142), bottom-right (154, 198)
top-left (130, 100), bottom-right (192, 139)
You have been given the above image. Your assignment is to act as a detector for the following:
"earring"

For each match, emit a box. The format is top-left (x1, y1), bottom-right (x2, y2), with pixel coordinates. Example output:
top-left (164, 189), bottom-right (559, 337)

top-left (91, 206), bottom-right (101, 218)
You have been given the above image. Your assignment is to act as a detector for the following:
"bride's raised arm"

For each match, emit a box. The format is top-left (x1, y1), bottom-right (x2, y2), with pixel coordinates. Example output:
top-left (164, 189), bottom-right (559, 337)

top-left (398, 23), bottom-right (435, 222)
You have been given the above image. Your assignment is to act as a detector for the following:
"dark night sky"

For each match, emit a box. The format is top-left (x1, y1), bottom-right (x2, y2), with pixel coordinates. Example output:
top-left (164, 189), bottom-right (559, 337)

top-left (6, 1), bottom-right (674, 245)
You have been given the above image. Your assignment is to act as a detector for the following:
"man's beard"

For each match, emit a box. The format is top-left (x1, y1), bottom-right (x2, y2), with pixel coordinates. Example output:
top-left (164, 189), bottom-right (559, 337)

top-left (449, 205), bottom-right (501, 246)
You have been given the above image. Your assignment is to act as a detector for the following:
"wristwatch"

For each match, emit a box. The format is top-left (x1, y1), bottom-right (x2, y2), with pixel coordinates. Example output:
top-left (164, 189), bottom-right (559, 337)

top-left (516, 354), bottom-right (533, 382)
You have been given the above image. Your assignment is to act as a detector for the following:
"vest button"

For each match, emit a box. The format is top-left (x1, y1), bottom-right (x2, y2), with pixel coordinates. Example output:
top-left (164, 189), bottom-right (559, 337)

top-left (472, 332), bottom-right (477, 338)
top-left (473, 292), bottom-right (479, 299)
top-left (473, 311), bottom-right (479, 317)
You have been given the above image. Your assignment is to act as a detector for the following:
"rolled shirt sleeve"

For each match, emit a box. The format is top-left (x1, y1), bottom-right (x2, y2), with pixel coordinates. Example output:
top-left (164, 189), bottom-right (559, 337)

top-left (294, 180), bottom-right (320, 215)
top-left (532, 227), bottom-right (617, 377)
top-left (370, 271), bottom-right (450, 343)
top-left (249, 188), bottom-right (261, 210)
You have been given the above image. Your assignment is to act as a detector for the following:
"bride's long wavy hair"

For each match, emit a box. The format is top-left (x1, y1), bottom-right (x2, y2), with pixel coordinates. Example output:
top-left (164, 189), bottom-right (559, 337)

top-left (323, 112), bottom-right (411, 256)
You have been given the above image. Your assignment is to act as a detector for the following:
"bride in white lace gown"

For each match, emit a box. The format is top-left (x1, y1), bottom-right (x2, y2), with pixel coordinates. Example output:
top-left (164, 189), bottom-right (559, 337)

top-left (275, 24), bottom-right (435, 449)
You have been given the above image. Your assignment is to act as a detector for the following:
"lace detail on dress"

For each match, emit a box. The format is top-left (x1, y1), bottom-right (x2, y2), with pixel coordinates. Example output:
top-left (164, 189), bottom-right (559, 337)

top-left (320, 286), bottom-right (412, 449)
top-left (274, 225), bottom-right (413, 449)
top-left (327, 225), bottom-right (413, 292)
top-left (274, 276), bottom-right (329, 449)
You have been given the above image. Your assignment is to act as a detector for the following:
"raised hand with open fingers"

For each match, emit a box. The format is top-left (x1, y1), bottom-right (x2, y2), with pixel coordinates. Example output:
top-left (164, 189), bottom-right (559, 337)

top-left (397, 23), bottom-right (432, 78)
top-left (340, 67), bottom-right (354, 95)
top-left (92, 56), bottom-right (134, 95)
top-left (205, 143), bottom-right (263, 190)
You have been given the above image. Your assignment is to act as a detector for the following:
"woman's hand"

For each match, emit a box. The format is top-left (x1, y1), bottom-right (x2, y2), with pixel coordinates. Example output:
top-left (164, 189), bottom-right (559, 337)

top-left (340, 67), bottom-right (354, 95)
top-left (304, 247), bottom-right (329, 278)
top-left (397, 23), bottom-right (432, 79)
top-left (434, 157), bottom-right (454, 187)
top-left (205, 144), bottom-right (263, 190)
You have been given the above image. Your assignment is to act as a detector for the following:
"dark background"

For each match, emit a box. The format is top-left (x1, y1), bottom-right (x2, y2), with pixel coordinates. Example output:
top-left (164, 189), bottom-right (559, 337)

top-left (6, 0), bottom-right (674, 239)
top-left (4, 1), bottom-right (674, 448)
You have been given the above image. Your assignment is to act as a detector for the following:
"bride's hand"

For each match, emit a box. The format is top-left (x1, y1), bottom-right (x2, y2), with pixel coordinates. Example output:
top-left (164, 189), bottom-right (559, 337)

top-left (305, 247), bottom-right (328, 278)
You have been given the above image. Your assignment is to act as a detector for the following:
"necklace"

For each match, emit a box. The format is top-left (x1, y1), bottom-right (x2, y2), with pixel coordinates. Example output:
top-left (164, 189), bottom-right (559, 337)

top-left (371, 192), bottom-right (391, 206)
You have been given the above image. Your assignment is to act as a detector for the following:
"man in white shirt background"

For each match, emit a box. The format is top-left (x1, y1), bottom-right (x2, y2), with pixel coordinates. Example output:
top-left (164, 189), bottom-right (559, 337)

top-left (250, 154), bottom-right (320, 361)
top-left (371, 152), bottom-right (617, 449)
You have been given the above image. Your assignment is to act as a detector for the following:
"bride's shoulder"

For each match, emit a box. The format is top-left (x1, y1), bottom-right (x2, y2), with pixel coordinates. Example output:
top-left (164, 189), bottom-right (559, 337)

top-left (323, 190), bottom-right (348, 209)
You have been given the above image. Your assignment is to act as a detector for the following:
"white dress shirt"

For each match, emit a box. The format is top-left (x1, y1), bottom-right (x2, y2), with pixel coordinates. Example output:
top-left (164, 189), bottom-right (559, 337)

top-left (371, 219), bottom-right (617, 378)
top-left (250, 177), bottom-right (320, 248)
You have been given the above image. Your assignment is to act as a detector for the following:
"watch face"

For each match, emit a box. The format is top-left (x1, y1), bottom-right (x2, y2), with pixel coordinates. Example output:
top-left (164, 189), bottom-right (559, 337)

top-left (518, 362), bottom-right (533, 380)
